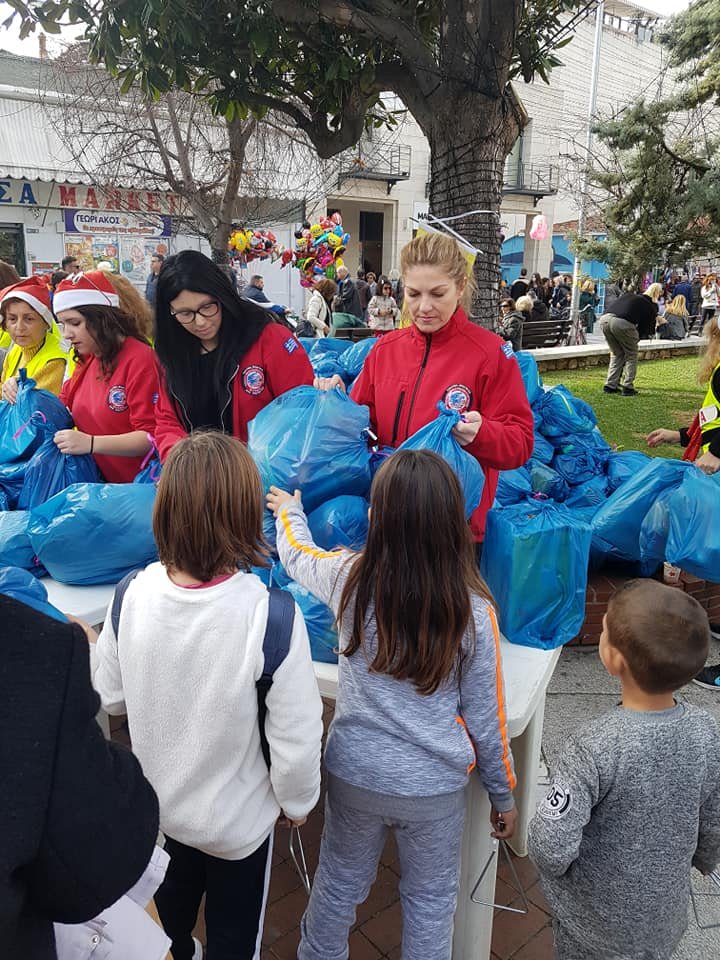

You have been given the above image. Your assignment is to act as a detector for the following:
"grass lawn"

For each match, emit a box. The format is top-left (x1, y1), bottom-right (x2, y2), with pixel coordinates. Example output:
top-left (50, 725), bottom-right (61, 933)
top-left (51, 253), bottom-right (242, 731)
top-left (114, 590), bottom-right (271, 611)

top-left (542, 356), bottom-right (702, 457)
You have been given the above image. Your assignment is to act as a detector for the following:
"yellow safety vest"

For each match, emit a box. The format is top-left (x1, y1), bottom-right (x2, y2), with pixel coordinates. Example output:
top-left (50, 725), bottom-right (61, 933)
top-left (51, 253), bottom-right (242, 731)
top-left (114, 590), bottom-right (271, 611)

top-left (699, 360), bottom-right (720, 453)
top-left (2, 332), bottom-right (70, 387)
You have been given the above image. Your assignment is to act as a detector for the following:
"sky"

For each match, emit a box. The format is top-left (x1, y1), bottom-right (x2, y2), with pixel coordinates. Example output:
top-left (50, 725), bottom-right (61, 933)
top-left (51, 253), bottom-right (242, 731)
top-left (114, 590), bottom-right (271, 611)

top-left (0, 0), bottom-right (695, 59)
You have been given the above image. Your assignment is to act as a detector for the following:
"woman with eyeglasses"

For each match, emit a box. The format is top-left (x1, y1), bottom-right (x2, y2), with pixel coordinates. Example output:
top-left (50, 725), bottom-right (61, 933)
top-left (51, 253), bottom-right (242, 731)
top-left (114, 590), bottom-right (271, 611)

top-left (153, 251), bottom-right (313, 460)
top-left (52, 270), bottom-right (158, 482)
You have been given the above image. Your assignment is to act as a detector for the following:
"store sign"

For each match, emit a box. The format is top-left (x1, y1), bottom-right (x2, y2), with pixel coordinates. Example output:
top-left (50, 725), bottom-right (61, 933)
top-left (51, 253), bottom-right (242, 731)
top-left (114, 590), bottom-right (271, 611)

top-left (64, 209), bottom-right (171, 238)
top-left (0, 178), bottom-right (182, 216)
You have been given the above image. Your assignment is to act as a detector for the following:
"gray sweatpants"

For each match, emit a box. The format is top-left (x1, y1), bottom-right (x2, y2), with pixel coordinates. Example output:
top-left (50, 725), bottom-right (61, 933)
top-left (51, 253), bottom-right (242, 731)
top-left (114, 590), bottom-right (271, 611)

top-left (600, 314), bottom-right (640, 389)
top-left (298, 775), bottom-right (465, 960)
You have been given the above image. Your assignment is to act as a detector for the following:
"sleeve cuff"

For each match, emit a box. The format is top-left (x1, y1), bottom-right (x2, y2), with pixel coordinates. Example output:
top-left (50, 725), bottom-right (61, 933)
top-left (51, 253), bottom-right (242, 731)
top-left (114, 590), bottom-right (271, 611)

top-left (679, 427), bottom-right (690, 447)
top-left (489, 792), bottom-right (515, 813)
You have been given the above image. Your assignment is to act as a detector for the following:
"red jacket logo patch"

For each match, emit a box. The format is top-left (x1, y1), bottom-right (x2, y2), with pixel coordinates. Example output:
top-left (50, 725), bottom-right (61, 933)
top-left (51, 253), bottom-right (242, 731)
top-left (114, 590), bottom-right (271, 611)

top-left (242, 365), bottom-right (266, 396)
top-left (107, 384), bottom-right (128, 413)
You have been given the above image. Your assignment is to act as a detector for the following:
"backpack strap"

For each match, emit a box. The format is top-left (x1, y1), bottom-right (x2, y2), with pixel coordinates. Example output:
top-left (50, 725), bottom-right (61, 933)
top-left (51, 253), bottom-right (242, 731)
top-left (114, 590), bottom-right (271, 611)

top-left (110, 568), bottom-right (142, 637)
top-left (256, 588), bottom-right (295, 770)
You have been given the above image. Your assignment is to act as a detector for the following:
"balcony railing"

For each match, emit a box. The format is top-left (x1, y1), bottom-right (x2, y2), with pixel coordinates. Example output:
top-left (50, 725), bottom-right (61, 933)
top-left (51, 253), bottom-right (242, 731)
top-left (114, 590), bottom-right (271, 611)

top-left (503, 161), bottom-right (558, 199)
top-left (338, 143), bottom-right (412, 191)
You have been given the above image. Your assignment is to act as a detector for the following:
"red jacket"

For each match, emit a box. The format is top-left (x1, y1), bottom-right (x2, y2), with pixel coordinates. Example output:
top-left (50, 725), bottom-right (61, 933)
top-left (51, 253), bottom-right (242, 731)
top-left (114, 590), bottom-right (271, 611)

top-left (154, 322), bottom-right (314, 460)
top-left (351, 308), bottom-right (534, 540)
top-left (60, 337), bottom-right (159, 484)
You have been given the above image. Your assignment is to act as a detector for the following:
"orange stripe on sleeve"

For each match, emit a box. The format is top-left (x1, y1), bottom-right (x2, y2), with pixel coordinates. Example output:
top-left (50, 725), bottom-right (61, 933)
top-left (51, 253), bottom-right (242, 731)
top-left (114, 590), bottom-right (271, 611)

top-left (279, 508), bottom-right (346, 561)
top-left (487, 605), bottom-right (517, 791)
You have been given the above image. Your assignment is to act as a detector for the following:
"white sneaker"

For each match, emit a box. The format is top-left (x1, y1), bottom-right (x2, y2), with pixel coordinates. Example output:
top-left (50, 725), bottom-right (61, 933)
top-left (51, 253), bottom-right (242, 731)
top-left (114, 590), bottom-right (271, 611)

top-left (192, 937), bottom-right (204, 960)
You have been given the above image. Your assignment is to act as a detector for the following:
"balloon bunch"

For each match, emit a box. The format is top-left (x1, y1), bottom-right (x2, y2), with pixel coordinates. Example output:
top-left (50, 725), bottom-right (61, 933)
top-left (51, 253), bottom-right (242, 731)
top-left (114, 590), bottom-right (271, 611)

top-left (281, 213), bottom-right (351, 288)
top-left (228, 228), bottom-right (283, 263)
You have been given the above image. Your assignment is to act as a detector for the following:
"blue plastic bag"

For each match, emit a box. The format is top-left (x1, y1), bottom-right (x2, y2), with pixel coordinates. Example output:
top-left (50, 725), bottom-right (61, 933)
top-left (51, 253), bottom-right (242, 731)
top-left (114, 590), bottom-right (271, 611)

top-left (0, 566), bottom-right (66, 621)
top-left (339, 337), bottom-right (378, 379)
top-left (309, 338), bottom-right (352, 361)
top-left (307, 496), bottom-right (368, 551)
top-left (638, 490), bottom-right (674, 567)
top-left (311, 356), bottom-right (346, 379)
top-left (285, 580), bottom-right (339, 664)
top-left (298, 337), bottom-right (316, 354)
top-left (28, 483), bottom-right (158, 585)
top-left (481, 500), bottom-right (592, 649)
top-left (0, 490), bottom-right (8, 511)
top-left (531, 433), bottom-right (554, 465)
top-left (536, 385), bottom-right (597, 438)
top-left (591, 458), bottom-right (688, 565)
top-left (0, 460), bottom-right (28, 509)
top-left (552, 442), bottom-right (606, 486)
top-left (0, 511), bottom-right (45, 574)
top-left (605, 451), bottom-right (652, 494)
top-left (0, 370), bottom-right (73, 465)
top-left (494, 466), bottom-right (533, 507)
top-left (398, 404), bottom-right (485, 519)
top-left (133, 441), bottom-right (162, 484)
top-left (515, 352), bottom-right (543, 406)
top-left (18, 438), bottom-right (102, 509)
top-left (565, 474), bottom-right (609, 510)
top-left (665, 471), bottom-right (720, 582)
top-left (370, 445), bottom-right (394, 478)
top-left (528, 461), bottom-right (569, 502)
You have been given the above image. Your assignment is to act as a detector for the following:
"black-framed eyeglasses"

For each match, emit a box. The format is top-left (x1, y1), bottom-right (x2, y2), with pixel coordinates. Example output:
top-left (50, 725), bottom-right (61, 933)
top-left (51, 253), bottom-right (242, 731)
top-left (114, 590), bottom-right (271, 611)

top-left (171, 300), bottom-right (221, 325)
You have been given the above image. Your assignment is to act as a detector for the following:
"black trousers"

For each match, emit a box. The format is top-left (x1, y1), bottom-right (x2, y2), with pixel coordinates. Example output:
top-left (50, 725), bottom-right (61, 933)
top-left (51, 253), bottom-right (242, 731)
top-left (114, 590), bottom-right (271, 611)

top-left (155, 834), bottom-right (272, 960)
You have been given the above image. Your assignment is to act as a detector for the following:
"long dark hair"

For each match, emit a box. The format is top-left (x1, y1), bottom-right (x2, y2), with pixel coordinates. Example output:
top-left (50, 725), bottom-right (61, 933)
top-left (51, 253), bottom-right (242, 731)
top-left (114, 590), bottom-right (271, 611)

top-left (73, 305), bottom-right (149, 378)
top-left (155, 251), bottom-right (269, 416)
top-left (338, 450), bottom-right (494, 695)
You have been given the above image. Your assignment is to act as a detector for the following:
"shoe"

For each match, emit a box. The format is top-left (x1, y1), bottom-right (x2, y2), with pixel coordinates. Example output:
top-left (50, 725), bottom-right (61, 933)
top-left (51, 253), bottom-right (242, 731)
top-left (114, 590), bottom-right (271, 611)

top-left (711, 622), bottom-right (720, 641)
top-left (603, 385), bottom-right (620, 394)
top-left (192, 938), bottom-right (204, 960)
top-left (621, 386), bottom-right (638, 396)
top-left (692, 664), bottom-right (720, 689)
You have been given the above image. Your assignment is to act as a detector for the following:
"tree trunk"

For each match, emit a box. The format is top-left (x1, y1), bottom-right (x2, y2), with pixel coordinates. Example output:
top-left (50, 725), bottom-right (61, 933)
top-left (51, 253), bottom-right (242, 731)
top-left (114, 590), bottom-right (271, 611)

top-left (428, 89), bottom-right (523, 327)
top-left (209, 226), bottom-right (231, 267)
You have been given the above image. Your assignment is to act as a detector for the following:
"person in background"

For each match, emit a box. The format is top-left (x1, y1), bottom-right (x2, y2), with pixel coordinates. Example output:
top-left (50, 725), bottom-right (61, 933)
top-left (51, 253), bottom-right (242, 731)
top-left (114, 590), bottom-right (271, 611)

top-left (334, 266), bottom-right (363, 319)
top-left (49, 269), bottom-right (68, 293)
top-left (52, 270), bottom-right (157, 482)
top-left (510, 267), bottom-right (530, 301)
top-left (365, 271), bottom-right (377, 298)
top-left (579, 279), bottom-right (598, 334)
top-left (144, 253), bottom-right (164, 307)
top-left (153, 251), bottom-right (313, 460)
top-left (242, 274), bottom-right (290, 317)
top-left (497, 297), bottom-right (524, 353)
top-left (92, 431), bottom-right (323, 960)
top-left (691, 275), bottom-right (703, 319)
top-left (529, 271), bottom-right (544, 301)
top-left (550, 274), bottom-right (571, 313)
top-left (305, 278), bottom-right (336, 337)
top-left (655, 294), bottom-right (688, 341)
top-left (673, 274), bottom-right (692, 306)
top-left (0, 276), bottom-right (69, 401)
top-left (267, 449), bottom-right (517, 960)
top-left (0, 260), bottom-right (21, 357)
top-left (600, 283), bottom-right (661, 396)
top-left (355, 270), bottom-right (370, 319)
top-left (529, 580), bottom-right (720, 960)
top-left (367, 280), bottom-right (399, 332)
top-left (388, 268), bottom-right (404, 309)
top-left (1, 592), bottom-right (160, 959)
top-left (701, 273), bottom-right (719, 324)
top-left (61, 255), bottom-right (81, 274)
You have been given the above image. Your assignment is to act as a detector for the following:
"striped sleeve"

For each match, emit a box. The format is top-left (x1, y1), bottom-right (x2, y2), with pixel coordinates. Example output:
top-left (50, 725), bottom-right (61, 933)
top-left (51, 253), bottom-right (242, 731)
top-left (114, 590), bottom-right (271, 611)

top-left (276, 502), bottom-right (353, 614)
top-left (460, 601), bottom-right (516, 811)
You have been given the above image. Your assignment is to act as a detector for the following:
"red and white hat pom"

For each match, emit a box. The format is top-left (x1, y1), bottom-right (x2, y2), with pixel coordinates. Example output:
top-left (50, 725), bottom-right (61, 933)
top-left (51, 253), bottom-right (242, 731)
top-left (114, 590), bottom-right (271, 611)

top-left (53, 270), bottom-right (120, 314)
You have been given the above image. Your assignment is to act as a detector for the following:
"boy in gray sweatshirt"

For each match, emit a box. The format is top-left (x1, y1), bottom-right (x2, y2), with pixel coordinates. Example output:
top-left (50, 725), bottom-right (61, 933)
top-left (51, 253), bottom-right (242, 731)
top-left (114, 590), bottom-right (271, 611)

top-left (529, 579), bottom-right (720, 960)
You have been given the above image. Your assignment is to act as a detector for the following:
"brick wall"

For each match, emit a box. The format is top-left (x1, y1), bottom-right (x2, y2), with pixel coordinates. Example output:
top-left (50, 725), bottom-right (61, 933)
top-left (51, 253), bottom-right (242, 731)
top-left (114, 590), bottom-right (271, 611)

top-left (570, 571), bottom-right (720, 646)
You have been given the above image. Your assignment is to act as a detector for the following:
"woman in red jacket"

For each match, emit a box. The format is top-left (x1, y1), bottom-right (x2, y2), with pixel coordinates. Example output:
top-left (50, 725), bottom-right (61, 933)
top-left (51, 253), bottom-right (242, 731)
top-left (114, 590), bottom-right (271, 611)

top-left (52, 271), bottom-right (158, 483)
top-left (319, 232), bottom-right (534, 543)
top-left (153, 251), bottom-right (313, 460)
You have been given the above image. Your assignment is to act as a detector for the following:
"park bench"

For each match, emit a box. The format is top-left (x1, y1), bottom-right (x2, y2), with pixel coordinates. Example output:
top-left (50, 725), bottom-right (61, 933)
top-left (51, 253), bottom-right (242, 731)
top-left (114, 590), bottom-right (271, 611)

top-left (521, 318), bottom-right (572, 349)
top-left (333, 326), bottom-right (376, 341)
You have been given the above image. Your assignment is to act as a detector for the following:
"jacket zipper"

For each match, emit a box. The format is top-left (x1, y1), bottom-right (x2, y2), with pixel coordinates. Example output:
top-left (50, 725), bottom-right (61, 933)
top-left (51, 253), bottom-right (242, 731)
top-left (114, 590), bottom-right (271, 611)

top-left (403, 335), bottom-right (432, 440)
top-left (391, 390), bottom-right (406, 446)
top-left (220, 365), bottom-right (239, 431)
top-left (171, 389), bottom-right (193, 431)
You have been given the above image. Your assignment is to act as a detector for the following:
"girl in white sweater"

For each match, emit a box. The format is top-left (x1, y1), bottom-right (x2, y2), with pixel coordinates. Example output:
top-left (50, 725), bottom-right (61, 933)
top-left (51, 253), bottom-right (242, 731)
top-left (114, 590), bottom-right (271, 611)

top-left (93, 432), bottom-right (323, 960)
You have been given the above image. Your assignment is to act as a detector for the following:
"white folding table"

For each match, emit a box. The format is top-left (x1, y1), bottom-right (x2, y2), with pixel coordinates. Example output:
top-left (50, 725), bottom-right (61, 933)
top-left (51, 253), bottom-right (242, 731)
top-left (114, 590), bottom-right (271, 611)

top-left (46, 579), bottom-right (560, 960)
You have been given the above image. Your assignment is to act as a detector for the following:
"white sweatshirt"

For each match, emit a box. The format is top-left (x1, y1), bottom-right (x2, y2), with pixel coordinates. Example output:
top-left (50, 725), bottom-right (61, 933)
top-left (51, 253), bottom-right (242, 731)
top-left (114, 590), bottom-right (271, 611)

top-left (92, 563), bottom-right (323, 860)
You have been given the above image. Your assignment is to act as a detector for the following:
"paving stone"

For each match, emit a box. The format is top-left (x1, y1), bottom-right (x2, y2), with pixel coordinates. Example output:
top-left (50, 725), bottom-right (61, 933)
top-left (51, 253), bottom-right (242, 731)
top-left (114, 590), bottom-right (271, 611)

top-left (490, 902), bottom-right (551, 959)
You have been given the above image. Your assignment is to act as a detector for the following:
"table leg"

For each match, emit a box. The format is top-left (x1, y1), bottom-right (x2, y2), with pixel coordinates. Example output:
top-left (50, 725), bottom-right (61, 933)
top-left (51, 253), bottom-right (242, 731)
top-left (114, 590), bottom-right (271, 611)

top-left (506, 699), bottom-right (547, 858)
top-left (452, 775), bottom-right (495, 960)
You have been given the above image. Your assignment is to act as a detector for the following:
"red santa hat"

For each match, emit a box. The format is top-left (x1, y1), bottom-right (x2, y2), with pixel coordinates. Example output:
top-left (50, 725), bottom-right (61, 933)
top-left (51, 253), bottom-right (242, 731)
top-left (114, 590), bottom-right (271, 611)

top-left (53, 270), bottom-right (120, 314)
top-left (0, 276), bottom-right (55, 329)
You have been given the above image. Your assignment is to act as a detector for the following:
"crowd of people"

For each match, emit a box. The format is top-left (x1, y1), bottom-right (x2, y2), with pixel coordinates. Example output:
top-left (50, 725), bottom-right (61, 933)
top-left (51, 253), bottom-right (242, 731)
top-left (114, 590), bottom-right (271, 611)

top-left (1, 235), bottom-right (719, 960)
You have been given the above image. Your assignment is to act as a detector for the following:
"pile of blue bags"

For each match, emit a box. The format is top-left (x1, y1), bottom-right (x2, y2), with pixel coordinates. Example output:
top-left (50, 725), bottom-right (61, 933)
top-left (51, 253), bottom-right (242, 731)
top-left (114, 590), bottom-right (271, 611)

top-left (484, 351), bottom-right (717, 650)
top-left (300, 336), bottom-right (378, 391)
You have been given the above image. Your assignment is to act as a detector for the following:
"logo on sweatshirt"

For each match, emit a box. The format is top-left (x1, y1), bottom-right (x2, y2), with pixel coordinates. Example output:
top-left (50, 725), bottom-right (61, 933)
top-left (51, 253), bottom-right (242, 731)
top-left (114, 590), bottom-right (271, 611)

top-left (500, 341), bottom-right (515, 359)
top-left (283, 336), bottom-right (298, 355)
top-left (242, 365), bottom-right (266, 396)
top-left (540, 785), bottom-right (572, 821)
top-left (107, 384), bottom-right (128, 413)
top-left (443, 384), bottom-right (472, 413)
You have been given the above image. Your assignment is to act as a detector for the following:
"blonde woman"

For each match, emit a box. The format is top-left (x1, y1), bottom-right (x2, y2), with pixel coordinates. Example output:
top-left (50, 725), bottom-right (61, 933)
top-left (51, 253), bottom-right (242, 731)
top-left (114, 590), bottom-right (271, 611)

top-left (655, 295), bottom-right (688, 341)
top-left (701, 274), bottom-right (719, 323)
top-left (579, 279), bottom-right (598, 333)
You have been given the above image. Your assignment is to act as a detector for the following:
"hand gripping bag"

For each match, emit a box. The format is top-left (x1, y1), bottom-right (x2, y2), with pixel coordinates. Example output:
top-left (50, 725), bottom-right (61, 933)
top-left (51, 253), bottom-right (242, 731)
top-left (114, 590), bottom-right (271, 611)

top-left (0, 369), bottom-right (72, 465)
top-left (536, 384), bottom-right (597, 438)
top-left (28, 482), bottom-right (158, 585)
top-left (665, 470), bottom-right (720, 582)
top-left (397, 403), bottom-right (485, 519)
top-left (515, 351), bottom-right (543, 406)
top-left (339, 337), bottom-right (378, 380)
top-left (0, 566), bottom-right (66, 622)
top-left (494, 466), bottom-right (533, 507)
top-left (0, 511), bottom-right (45, 574)
top-left (481, 500), bottom-right (593, 649)
top-left (307, 496), bottom-right (369, 551)
top-left (18, 438), bottom-right (102, 510)
top-left (591, 458), bottom-right (688, 566)
top-left (605, 451), bottom-right (652, 494)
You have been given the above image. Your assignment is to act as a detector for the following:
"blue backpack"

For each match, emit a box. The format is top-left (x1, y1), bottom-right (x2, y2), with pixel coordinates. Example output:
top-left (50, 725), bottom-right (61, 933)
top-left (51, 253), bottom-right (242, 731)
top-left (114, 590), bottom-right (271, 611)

top-left (110, 573), bottom-right (294, 769)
